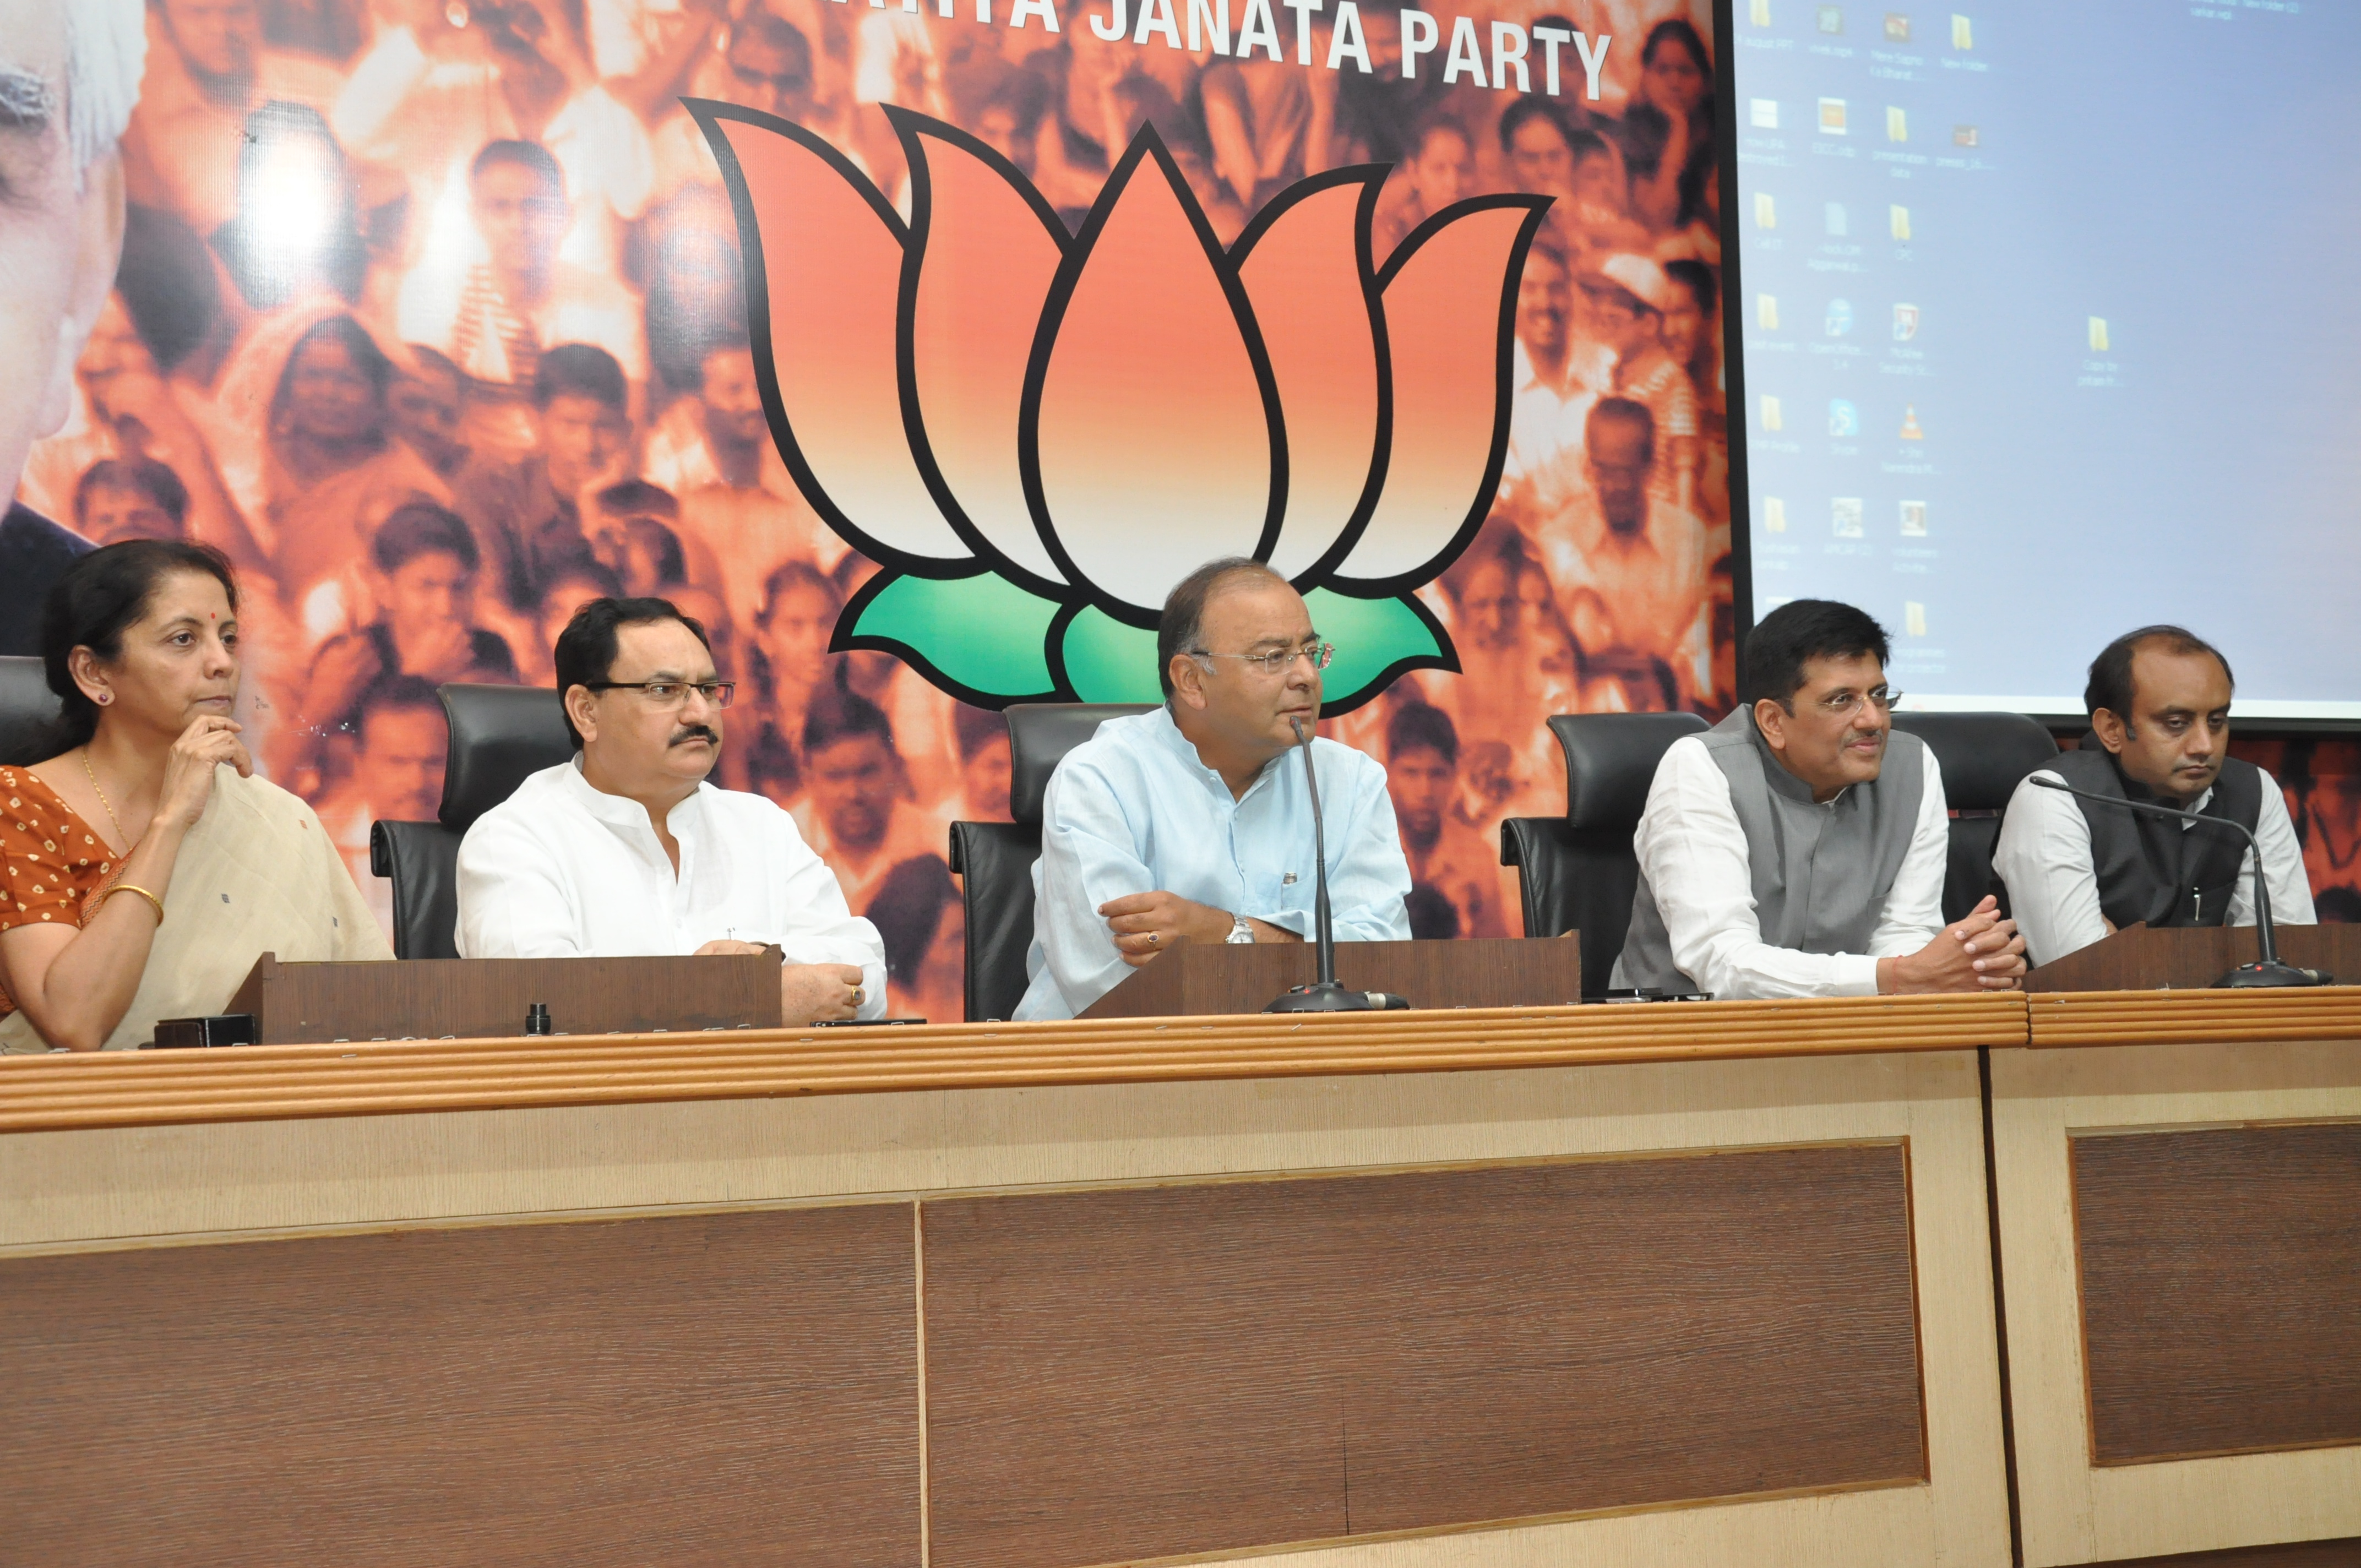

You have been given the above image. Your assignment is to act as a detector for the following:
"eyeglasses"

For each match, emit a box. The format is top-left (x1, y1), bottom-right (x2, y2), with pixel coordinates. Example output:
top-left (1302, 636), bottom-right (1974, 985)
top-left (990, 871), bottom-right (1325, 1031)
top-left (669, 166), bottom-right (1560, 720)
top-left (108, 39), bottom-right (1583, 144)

top-left (1191, 641), bottom-right (1335, 677)
top-left (585, 679), bottom-right (736, 709)
top-left (1809, 687), bottom-right (1901, 719)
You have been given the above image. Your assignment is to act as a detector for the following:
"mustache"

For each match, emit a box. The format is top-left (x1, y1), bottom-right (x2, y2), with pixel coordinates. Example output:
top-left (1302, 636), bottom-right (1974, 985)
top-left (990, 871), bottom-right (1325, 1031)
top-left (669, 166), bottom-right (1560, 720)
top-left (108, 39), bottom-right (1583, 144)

top-left (668, 725), bottom-right (720, 747)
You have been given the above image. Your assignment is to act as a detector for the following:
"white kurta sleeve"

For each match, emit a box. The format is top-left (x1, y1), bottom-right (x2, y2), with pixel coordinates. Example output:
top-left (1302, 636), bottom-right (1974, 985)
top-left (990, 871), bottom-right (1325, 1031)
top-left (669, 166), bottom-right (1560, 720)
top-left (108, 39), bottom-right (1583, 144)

top-left (1992, 769), bottom-right (2108, 968)
top-left (2230, 774), bottom-right (2316, 929)
top-left (761, 810), bottom-right (888, 1021)
top-left (1029, 760), bottom-right (1161, 1019)
top-left (455, 813), bottom-right (591, 960)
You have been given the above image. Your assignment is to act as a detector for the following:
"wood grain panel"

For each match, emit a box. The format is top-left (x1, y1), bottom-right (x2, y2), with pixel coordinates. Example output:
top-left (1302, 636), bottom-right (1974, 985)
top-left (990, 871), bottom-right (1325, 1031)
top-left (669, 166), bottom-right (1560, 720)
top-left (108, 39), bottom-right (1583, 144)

top-left (2029, 988), bottom-right (2361, 1051)
top-left (227, 950), bottom-right (784, 1042)
top-left (2090, 1540), bottom-right (2361, 1566)
top-left (0, 992), bottom-right (2027, 1133)
top-left (2027, 927), bottom-right (2359, 994)
top-left (0, 1204), bottom-right (920, 1567)
top-left (1079, 938), bottom-right (1581, 1018)
top-left (2071, 1121), bottom-right (2361, 1464)
top-left (921, 1145), bottom-right (1927, 1568)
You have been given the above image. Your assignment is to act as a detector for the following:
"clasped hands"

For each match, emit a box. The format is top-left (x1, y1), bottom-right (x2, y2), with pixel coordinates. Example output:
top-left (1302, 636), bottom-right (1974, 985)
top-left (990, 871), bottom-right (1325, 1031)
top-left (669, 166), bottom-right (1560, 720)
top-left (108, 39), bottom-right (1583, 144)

top-left (1877, 895), bottom-right (2030, 994)
top-left (692, 939), bottom-right (866, 1023)
top-left (1097, 892), bottom-right (1298, 967)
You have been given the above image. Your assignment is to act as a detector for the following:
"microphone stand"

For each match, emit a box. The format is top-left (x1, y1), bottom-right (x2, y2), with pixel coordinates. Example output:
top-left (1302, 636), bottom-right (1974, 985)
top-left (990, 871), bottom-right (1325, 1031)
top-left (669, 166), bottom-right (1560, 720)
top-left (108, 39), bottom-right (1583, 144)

top-left (2028, 775), bottom-right (2330, 988)
top-left (1265, 718), bottom-right (1381, 1013)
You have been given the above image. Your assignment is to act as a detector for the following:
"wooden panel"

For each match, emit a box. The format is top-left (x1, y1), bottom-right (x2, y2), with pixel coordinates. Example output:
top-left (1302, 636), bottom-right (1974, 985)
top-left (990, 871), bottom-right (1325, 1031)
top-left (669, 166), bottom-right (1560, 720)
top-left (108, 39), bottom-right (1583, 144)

top-left (1080, 937), bottom-right (1583, 1019)
top-left (0, 1204), bottom-right (920, 1567)
top-left (226, 951), bottom-right (785, 1043)
top-left (2091, 1540), bottom-right (2361, 1567)
top-left (2071, 1123), bottom-right (2361, 1464)
top-left (921, 1145), bottom-right (1927, 1568)
top-left (2027, 927), bottom-right (2359, 994)
top-left (2028, 988), bottom-right (2361, 1050)
top-left (0, 991), bottom-right (2027, 1133)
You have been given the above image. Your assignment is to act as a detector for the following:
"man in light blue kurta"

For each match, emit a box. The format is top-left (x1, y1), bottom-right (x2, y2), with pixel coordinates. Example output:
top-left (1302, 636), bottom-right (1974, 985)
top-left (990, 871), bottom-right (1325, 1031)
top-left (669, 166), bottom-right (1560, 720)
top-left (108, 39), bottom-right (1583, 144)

top-left (1016, 560), bottom-right (1413, 1020)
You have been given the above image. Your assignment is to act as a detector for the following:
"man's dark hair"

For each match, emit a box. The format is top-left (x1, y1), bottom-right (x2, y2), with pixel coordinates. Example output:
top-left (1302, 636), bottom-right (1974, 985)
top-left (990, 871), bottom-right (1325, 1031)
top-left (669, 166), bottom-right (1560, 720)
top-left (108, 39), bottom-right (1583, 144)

top-left (403, 343), bottom-right (462, 385)
top-left (1664, 257), bottom-right (1717, 315)
top-left (1386, 700), bottom-right (1459, 769)
top-left (803, 684), bottom-right (897, 755)
top-left (1742, 599), bottom-right (1890, 706)
top-left (471, 137), bottom-right (564, 197)
top-left (372, 503), bottom-right (480, 576)
top-left (2084, 625), bottom-right (2233, 722)
top-left (1587, 396), bottom-right (1655, 461)
top-left (596, 478), bottom-right (678, 520)
top-left (736, 12), bottom-right (814, 72)
top-left (552, 596), bottom-right (712, 750)
top-left (1404, 883), bottom-right (1461, 941)
top-left (355, 673), bottom-right (447, 737)
top-left (1156, 556), bottom-right (1286, 699)
top-left (75, 458), bottom-right (191, 532)
top-left (533, 342), bottom-right (627, 413)
top-left (954, 701), bottom-right (1007, 762)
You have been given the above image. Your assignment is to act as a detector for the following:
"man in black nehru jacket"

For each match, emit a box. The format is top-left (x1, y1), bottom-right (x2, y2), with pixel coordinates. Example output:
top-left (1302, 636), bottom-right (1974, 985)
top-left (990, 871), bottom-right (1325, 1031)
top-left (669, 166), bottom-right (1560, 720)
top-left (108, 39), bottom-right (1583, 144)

top-left (2, 2), bottom-right (147, 652)
top-left (1993, 625), bottom-right (2315, 968)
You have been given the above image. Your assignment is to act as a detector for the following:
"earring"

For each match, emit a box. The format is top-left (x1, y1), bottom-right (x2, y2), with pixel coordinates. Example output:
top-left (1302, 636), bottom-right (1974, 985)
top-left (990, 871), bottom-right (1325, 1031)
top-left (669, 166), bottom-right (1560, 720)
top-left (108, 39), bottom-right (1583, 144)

top-left (96, 693), bottom-right (111, 706)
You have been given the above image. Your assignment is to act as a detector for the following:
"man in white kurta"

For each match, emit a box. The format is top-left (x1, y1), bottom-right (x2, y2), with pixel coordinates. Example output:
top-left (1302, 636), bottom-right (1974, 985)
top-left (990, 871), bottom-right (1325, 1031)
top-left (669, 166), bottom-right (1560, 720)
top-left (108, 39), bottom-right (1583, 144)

top-left (458, 598), bottom-right (885, 1023)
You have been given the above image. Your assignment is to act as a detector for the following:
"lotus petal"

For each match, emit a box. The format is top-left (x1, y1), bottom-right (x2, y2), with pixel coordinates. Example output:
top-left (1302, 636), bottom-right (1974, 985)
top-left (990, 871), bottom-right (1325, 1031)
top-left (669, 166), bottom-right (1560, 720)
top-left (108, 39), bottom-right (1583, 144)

top-left (1333, 198), bottom-right (1548, 587)
top-left (897, 113), bottom-right (1070, 589)
top-left (697, 106), bottom-right (966, 564)
top-left (1234, 173), bottom-right (1387, 584)
top-left (1026, 135), bottom-right (1280, 619)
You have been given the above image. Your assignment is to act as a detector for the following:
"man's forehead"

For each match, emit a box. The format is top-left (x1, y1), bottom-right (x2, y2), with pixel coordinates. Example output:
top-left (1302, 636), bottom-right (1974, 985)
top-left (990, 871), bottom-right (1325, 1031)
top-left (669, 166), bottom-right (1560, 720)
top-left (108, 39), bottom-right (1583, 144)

top-left (613, 620), bottom-right (711, 668)
top-left (1201, 578), bottom-right (1311, 645)
top-left (2131, 646), bottom-right (2232, 707)
top-left (1799, 651), bottom-right (1886, 689)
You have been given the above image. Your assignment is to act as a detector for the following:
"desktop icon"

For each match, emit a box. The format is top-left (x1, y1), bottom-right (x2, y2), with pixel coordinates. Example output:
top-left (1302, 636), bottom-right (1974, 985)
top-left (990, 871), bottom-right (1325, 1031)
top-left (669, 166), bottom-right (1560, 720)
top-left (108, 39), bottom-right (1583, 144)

top-left (1751, 97), bottom-right (1781, 129)
top-left (1758, 295), bottom-right (1781, 330)
top-left (1819, 97), bottom-right (1849, 134)
top-left (1825, 201), bottom-right (1848, 235)
top-left (2088, 317), bottom-right (2110, 352)
top-left (1829, 399), bottom-right (1859, 438)
top-left (1832, 497), bottom-right (1865, 537)
top-left (1884, 12), bottom-right (1911, 41)
top-left (1900, 500), bottom-right (1927, 536)
top-left (1886, 106), bottom-right (1908, 141)
top-left (1905, 601), bottom-right (1928, 637)
top-left (1818, 5), bottom-right (1843, 32)
top-left (1751, 0), bottom-right (1772, 24)
top-left (1951, 12), bottom-right (1972, 47)
top-left (1900, 404), bottom-right (1925, 439)
top-left (1826, 298), bottom-right (1855, 336)
top-left (1954, 124), bottom-right (1979, 147)
top-left (1765, 497), bottom-right (1789, 533)
top-left (1890, 204), bottom-right (1912, 240)
top-left (1761, 395), bottom-right (1785, 432)
top-left (1892, 303), bottom-right (1919, 340)
top-left (1755, 192), bottom-right (1778, 228)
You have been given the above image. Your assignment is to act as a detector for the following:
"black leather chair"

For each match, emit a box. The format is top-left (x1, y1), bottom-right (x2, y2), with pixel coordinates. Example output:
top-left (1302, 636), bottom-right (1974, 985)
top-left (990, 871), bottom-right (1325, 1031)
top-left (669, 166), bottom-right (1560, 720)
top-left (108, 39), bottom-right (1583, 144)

top-left (369, 684), bottom-right (574, 959)
top-left (0, 657), bottom-right (63, 765)
top-left (1890, 710), bottom-right (2059, 922)
top-left (1499, 712), bottom-right (1709, 994)
top-left (947, 703), bottom-right (1154, 1021)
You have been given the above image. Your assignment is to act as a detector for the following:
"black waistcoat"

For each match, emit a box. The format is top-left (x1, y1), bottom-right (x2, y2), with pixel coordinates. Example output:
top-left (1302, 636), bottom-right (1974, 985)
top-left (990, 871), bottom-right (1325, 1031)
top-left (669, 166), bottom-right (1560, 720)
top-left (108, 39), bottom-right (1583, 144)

top-left (2046, 737), bottom-right (2264, 929)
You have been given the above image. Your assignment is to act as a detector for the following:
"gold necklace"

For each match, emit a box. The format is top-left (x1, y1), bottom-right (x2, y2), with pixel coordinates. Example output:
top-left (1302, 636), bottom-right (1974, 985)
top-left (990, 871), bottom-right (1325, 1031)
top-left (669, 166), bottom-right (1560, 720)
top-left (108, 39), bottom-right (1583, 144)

top-left (80, 749), bottom-right (136, 855)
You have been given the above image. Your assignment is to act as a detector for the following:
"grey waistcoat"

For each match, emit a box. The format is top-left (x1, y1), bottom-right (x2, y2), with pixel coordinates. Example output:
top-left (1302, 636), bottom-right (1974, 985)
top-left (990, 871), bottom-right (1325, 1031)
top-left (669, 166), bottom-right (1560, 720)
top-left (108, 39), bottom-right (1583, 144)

top-left (1613, 709), bottom-right (1928, 993)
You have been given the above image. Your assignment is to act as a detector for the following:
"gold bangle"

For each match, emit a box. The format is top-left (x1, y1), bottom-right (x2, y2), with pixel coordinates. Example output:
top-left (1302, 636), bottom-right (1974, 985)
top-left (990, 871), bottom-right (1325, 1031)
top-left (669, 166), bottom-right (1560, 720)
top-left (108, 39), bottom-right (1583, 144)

top-left (100, 884), bottom-right (165, 925)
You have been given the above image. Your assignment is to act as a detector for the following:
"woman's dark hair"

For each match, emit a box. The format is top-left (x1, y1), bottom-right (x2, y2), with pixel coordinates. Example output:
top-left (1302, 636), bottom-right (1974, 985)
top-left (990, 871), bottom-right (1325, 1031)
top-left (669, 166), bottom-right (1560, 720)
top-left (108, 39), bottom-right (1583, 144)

top-left (270, 314), bottom-right (393, 432)
top-left (12, 541), bottom-right (240, 764)
top-left (1641, 17), bottom-right (1712, 76)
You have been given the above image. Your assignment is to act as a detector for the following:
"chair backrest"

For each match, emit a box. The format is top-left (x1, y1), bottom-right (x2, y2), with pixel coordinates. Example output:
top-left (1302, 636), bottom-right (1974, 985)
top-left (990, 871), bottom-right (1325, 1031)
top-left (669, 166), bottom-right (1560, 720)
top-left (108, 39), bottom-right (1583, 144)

top-left (1504, 712), bottom-right (1710, 993)
top-left (951, 703), bottom-right (1154, 1019)
top-left (1890, 710), bottom-right (2060, 922)
top-left (0, 656), bottom-right (62, 766)
top-left (371, 684), bottom-right (574, 960)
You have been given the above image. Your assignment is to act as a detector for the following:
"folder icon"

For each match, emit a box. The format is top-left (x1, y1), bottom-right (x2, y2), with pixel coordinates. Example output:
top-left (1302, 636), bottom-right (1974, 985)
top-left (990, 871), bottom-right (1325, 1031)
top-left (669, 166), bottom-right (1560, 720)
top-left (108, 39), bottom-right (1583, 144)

top-left (1951, 13), bottom-right (1972, 48)
top-left (1750, 0), bottom-right (1771, 24)
top-left (1761, 395), bottom-right (1784, 432)
top-left (1765, 498), bottom-right (1788, 533)
top-left (1886, 106), bottom-right (1907, 141)
top-left (1755, 193), bottom-right (1777, 229)
top-left (1758, 295), bottom-right (1780, 330)
top-left (2088, 317), bottom-right (2110, 352)
top-left (1905, 601), bottom-right (1929, 637)
top-left (1890, 204), bottom-right (1912, 241)
top-left (1819, 97), bottom-right (1848, 134)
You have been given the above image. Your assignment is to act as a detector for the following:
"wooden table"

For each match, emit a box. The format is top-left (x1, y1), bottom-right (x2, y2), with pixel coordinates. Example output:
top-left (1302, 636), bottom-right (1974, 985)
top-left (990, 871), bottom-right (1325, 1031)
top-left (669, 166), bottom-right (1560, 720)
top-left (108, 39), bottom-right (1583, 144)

top-left (3, 984), bottom-right (2356, 1568)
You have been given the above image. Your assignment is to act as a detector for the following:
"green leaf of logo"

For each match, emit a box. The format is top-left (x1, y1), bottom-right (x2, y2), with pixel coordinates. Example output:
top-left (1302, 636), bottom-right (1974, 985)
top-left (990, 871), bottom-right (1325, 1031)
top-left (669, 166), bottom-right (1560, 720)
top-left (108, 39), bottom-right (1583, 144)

top-left (1059, 607), bottom-right (1163, 703)
top-left (839, 571), bottom-right (1061, 702)
top-left (1304, 588), bottom-right (1455, 714)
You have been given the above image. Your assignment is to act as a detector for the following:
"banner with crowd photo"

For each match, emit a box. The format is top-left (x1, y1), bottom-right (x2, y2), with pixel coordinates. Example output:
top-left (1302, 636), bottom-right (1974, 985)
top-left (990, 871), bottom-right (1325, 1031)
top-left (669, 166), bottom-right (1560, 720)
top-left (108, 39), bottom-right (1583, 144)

top-left (61, 0), bottom-right (2195, 1023)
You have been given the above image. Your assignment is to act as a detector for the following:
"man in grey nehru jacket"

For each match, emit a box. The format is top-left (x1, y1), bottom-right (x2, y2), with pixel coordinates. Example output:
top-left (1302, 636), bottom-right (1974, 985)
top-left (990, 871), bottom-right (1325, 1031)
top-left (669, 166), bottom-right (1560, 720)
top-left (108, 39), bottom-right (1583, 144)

top-left (1615, 598), bottom-right (2027, 999)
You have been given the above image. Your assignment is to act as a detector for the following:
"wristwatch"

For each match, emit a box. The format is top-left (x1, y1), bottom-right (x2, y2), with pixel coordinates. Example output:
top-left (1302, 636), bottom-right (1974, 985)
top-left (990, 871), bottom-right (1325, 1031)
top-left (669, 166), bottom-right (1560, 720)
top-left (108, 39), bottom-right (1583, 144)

top-left (1225, 913), bottom-right (1255, 944)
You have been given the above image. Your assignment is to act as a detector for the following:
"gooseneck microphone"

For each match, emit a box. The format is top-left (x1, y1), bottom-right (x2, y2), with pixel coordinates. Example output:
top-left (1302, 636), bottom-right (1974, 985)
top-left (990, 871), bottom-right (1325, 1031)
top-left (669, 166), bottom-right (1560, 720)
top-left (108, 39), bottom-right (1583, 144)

top-left (2028, 774), bottom-right (2330, 988)
top-left (1264, 717), bottom-right (1391, 1013)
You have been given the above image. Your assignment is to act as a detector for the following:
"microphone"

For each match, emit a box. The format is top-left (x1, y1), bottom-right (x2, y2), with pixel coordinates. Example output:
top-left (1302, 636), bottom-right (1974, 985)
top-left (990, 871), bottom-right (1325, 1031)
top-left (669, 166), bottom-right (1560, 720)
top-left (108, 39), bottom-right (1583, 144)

top-left (2027, 774), bottom-right (2330, 988)
top-left (1264, 717), bottom-right (1392, 1012)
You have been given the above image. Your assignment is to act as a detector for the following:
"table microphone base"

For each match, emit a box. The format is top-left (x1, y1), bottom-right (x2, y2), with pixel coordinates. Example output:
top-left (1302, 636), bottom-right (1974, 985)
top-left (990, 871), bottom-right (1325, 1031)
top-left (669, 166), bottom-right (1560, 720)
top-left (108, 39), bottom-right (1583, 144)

top-left (1265, 982), bottom-right (1384, 1012)
top-left (2213, 961), bottom-right (2335, 988)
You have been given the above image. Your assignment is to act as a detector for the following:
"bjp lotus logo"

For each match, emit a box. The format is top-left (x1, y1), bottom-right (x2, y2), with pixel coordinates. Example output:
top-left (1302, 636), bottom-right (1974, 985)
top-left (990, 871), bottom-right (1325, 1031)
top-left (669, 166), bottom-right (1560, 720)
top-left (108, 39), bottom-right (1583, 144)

top-left (693, 102), bottom-right (1547, 711)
